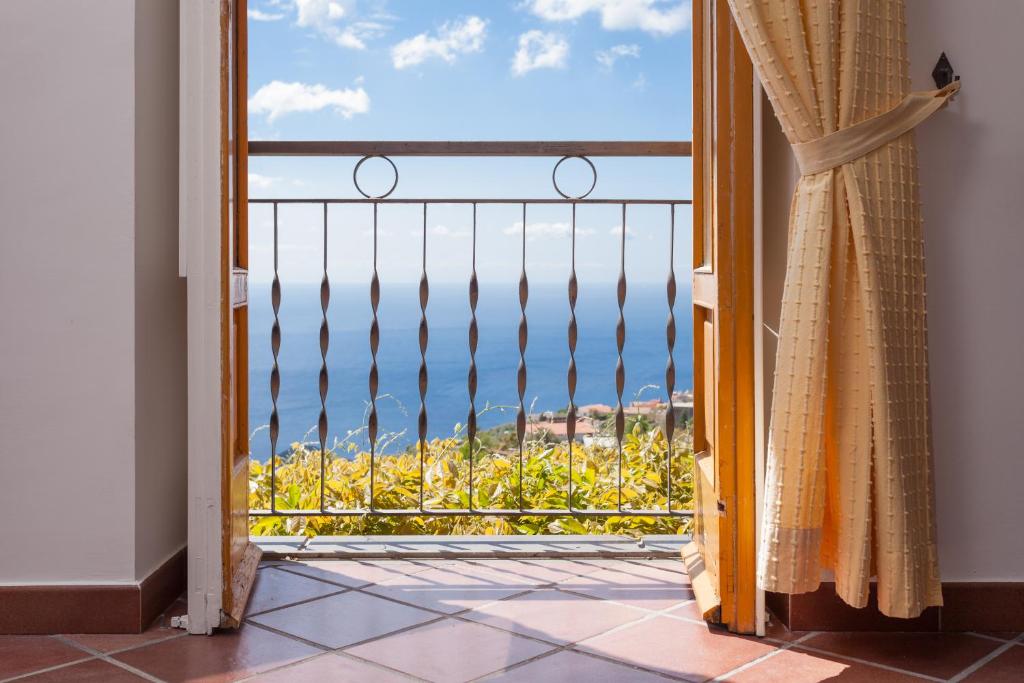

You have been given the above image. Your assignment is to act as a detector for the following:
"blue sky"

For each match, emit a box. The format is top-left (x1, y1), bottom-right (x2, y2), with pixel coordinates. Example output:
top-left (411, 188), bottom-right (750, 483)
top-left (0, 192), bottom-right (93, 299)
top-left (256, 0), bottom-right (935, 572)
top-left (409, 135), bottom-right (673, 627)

top-left (246, 0), bottom-right (694, 283)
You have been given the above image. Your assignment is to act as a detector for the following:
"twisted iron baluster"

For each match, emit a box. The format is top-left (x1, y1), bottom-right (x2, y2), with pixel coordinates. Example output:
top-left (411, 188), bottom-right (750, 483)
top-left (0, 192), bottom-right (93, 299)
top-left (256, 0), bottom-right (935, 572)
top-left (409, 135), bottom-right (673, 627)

top-left (269, 202), bottom-right (281, 513)
top-left (516, 203), bottom-right (528, 511)
top-left (615, 204), bottom-right (627, 512)
top-left (318, 203), bottom-right (330, 512)
top-left (467, 203), bottom-right (478, 511)
top-left (368, 202), bottom-right (380, 511)
top-left (566, 202), bottom-right (578, 512)
top-left (418, 203), bottom-right (429, 511)
top-left (665, 205), bottom-right (677, 512)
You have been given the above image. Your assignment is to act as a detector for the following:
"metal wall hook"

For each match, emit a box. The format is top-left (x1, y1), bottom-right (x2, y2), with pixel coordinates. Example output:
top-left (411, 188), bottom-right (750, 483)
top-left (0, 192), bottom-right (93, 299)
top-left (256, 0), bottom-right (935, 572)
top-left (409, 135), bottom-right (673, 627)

top-left (932, 52), bottom-right (959, 89)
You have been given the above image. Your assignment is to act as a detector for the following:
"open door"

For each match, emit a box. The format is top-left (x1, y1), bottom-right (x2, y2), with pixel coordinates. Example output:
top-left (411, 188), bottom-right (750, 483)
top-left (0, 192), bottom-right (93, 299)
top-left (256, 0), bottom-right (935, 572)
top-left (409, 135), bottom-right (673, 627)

top-left (682, 0), bottom-right (758, 634)
top-left (220, 0), bottom-right (259, 628)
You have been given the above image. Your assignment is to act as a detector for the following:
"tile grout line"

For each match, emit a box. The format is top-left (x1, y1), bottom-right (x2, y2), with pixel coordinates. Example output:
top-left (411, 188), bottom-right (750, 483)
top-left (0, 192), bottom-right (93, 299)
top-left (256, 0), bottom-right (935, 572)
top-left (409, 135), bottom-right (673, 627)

top-left (243, 579), bottom-right (353, 618)
top-left (246, 608), bottom-right (449, 652)
top-left (962, 631), bottom-right (1023, 645)
top-left (248, 562), bottom-right (701, 681)
top-left (253, 560), bottom-right (699, 651)
top-left (234, 649), bottom-right (431, 683)
top-left (782, 640), bottom-right (947, 682)
top-left (467, 642), bottom-right (689, 683)
top-left (708, 631), bottom-right (819, 682)
top-left (946, 631), bottom-right (1024, 683)
top-left (0, 653), bottom-right (96, 683)
top-left (99, 631), bottom-right (191, 656)
top-left (331, 649), bottom-right (434, 682)
top-left (51, 634), bottom-right (168, 683)
top-left (244, 558), bottom-right (728, 682)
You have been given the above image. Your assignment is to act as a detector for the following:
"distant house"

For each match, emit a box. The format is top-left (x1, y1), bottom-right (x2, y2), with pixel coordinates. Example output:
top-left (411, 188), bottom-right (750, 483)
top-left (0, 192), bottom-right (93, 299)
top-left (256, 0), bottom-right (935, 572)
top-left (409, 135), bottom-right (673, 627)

top-left (579, 403), bottom-right (614, 417)
top-left (525, 417), bottom-right (596, 442)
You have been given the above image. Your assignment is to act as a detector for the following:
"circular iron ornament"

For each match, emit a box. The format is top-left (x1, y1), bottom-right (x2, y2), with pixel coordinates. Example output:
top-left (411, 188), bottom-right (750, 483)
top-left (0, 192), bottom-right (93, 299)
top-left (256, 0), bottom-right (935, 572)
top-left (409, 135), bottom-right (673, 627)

top-left (353, 155), bottom-right (399, 199)
top-left (552, 155), bottom-right (597, 200)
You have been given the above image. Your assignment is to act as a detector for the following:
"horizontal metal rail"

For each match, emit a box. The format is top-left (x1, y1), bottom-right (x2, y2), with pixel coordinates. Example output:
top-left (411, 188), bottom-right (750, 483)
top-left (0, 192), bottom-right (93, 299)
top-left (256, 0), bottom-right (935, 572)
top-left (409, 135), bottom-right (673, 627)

top-left (249, 140), bottom-right (692, 157)
top-left (252, 509), bottom-right (694, 518)
top-left (249, 198), bottom-right (692, 205)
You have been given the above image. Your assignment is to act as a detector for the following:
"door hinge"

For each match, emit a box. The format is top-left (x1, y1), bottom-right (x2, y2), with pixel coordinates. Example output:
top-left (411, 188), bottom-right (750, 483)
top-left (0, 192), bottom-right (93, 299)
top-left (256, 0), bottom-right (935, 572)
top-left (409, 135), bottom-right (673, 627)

top-left (231, 268), bottom-right (248, 308)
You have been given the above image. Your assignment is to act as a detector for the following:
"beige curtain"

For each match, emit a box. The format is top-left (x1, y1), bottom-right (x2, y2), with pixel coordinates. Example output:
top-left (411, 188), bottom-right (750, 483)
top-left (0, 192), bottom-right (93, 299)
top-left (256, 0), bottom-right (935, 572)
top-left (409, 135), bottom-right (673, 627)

top-left (726, 0), bottom-right (956, 618)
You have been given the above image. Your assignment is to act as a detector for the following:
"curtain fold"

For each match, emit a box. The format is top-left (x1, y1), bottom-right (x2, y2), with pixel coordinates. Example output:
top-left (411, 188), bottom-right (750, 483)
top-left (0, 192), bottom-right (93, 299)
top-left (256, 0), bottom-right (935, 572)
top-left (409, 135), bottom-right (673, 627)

top-left (726, 0), bottom-right (947, 618)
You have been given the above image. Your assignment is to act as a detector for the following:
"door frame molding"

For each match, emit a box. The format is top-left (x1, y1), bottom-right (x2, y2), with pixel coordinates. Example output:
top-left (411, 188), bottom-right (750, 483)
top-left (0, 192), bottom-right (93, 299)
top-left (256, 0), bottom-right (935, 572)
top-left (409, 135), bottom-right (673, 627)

top-left (180, 0), bottom-right (226, 636)
top-left (690, 0), bottom-right (762, 634)
top-left (179, 0), bottom-right (765, 636)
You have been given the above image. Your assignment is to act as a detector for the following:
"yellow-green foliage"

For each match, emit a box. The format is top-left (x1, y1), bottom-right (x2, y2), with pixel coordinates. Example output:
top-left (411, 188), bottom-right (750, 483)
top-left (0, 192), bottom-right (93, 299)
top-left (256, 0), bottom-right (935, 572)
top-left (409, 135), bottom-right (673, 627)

top-left (249, 420), bottom-right (694, 537)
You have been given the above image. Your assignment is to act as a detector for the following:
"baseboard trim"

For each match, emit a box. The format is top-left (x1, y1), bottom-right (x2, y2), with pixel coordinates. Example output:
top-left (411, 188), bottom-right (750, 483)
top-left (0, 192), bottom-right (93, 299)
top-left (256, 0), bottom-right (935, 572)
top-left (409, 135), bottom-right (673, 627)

top-left (768, 581), bottom-right (1024, 632)
top-left (0, 547), bottom-right (186, 635)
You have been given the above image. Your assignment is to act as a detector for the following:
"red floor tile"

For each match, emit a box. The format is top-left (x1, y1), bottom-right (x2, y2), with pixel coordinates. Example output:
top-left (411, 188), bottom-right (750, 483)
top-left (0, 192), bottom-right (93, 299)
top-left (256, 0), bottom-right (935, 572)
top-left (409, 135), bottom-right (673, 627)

top-left (0, 636), bottom-right (90, 680)
top-left (245, 567), bottom-right (347, 615)
top-left (632, 558), bottom-right (691, 575)
top-left (666, 600), bottom-right (704, 621)
top-left (464, 588), bottom-right (647, 644)
top-left (246, 652), bottom-right (414, 682)
top-left (248, 590), bottom-right (438, 648)
top-left (576, 615), bottom-right (776, 681)
top-left (485, 650), bottom-right (670, 682)
top-left (797, 632), bottom-right (1003, 679)
top-left (19, 658), bottom-right (149, 682)
top-left (726, 647), bottom-right (929, 682)
top-left (364, 565), bottom-right (530, 614)
top-left (113, 624), bottom-right (320, 683)
top-left (279, 560), bottom-right (430, 588)
top-left (559, 566), bottom-right (695, 610)
top-left (583, 559), bottom-right (693, 583)
top-left (760, 613), bottom-right (812, 643)
top-left (974, 632), bottom-right (1023, 642)
top-left (64, 598), bottom-right (188, 653)
top-left (962, 643), bottom-right (1024, 682)
top-left (347, 617), bottom-right (555, 683)
top-left (465, 559), bottom-right (602, 585)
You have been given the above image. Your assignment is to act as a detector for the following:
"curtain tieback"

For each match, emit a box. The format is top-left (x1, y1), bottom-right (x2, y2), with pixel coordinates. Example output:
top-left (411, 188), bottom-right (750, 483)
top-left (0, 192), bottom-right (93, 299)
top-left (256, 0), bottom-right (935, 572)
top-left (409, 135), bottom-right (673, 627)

top-left (793, 82), bottom-right (960, 175)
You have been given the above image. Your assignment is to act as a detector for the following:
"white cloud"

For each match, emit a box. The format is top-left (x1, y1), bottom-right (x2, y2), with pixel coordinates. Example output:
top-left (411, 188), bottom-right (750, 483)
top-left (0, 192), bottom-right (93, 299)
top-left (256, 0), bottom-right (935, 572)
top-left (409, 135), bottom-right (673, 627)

top-left (526, 0), bottom-right (690, 36)
top-left (632, 72), bottom-right (648, 90)
top-left (408, 225), bottom-right (471, 238)
top-left (504, 221), bottom-right (595, 239)
top-left (294, 0), bottom-right (388, 49)
top-left (431, 225), bottom-right (471, 237)
top-left (595, 43), bottom-right (640, 68)
top-left (512, 31), bottom-right (569, 76)
top-left (249, 80), bottom-right (370, 121)
top-left (391, 16), bottom-right (488, 69)
top-left (248, 8), bottom-right (286, 21)
top-left (608, 224), bottom-right (637, 238)
top-left (248, 173), bottom-right (279, 189)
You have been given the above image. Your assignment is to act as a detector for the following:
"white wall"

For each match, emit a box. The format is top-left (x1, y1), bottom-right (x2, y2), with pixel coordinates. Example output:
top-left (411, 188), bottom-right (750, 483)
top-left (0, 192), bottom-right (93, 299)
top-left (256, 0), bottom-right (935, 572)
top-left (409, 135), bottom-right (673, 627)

top-left (0, 0), bottom-right (185, 585)
top-left (133, 0), bottom-right (187, 581)
top-left (761, 0), bottom-right (1024, 583)
top-left (905, 0), bottom-right (1024, 581)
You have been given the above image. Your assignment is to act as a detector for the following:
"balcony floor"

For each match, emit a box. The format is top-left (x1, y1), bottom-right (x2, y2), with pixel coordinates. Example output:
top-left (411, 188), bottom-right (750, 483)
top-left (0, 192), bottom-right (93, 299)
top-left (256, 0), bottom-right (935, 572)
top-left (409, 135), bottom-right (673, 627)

top-left (2, 557), bottom-right (1021, 682)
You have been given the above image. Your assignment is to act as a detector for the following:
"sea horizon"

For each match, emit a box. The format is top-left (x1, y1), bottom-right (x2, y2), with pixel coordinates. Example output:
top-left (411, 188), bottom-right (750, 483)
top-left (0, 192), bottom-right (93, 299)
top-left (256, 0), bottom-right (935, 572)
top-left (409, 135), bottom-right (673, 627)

top-left (248, 281), bottom-right (694, 460)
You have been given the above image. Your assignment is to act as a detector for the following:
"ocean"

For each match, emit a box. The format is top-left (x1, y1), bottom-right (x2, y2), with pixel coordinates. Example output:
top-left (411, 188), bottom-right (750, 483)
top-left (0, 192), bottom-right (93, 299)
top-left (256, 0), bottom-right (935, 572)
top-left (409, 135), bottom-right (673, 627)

top-left (248, 281), bottom-right (694, 460)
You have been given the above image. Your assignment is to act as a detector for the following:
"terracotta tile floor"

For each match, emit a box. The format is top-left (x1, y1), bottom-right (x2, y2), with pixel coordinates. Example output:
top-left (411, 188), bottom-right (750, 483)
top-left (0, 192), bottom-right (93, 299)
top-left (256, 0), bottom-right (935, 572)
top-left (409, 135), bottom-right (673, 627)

top-left (2, 559), bottom-right (1021, 682)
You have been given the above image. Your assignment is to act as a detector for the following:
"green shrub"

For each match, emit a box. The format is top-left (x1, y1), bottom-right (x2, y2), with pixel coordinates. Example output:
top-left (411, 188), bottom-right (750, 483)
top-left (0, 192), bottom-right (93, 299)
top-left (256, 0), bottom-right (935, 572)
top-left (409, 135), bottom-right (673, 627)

top-left (249, 420), bottom-right (694, 537)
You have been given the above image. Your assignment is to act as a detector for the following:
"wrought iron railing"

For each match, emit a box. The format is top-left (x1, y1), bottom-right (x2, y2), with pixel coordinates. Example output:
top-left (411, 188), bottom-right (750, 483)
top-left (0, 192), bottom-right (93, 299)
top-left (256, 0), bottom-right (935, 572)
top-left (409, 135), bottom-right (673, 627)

top-left (248, 141), bottom-right (693, 518)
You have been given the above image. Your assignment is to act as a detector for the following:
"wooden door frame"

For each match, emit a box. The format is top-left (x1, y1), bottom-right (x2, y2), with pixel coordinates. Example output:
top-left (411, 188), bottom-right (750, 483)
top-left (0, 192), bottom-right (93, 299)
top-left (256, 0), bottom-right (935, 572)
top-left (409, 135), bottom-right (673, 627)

top-left (690, 0), bottom-right (762, 635)
top-left (180, 0), bottom-right (764, 636)
top-left (181, 0), bottom-right (258, 634)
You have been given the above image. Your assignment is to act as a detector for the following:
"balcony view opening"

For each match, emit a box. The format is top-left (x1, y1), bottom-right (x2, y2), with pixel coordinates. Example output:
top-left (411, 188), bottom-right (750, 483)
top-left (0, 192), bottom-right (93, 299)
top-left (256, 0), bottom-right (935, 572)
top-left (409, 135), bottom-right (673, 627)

top-left (245, 1), bottom-right (695, 542)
